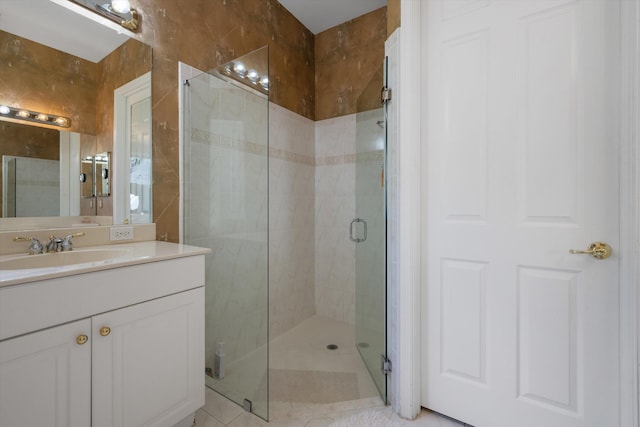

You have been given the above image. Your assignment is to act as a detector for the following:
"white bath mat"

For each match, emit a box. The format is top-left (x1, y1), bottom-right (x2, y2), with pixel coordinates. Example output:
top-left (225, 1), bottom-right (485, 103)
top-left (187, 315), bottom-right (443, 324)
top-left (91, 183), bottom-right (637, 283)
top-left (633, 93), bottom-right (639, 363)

top-left (329, 410), bottom-right (403, 427)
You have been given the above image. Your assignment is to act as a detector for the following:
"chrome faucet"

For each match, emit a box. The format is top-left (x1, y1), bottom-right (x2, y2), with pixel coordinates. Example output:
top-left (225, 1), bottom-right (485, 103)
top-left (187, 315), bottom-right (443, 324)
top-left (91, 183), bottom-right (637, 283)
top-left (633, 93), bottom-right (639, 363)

top-left (46, 232), bottom-right (85, 253)
top-left (14, 232), bottom-right (85, 255)
top-left (46, 236), bottom-right (64, 253)
top-left (60, 232), bottom-right (85, 251)
top-left (13, 237), bottom-right (45, 255)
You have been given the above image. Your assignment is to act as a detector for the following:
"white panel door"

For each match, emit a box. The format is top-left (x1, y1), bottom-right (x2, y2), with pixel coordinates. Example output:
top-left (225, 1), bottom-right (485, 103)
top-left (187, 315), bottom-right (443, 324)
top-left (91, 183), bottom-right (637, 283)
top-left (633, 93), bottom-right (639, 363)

top-left (0, 319), bottom-right (91, 427)
top-left (92, 288), bottom-right (205, 427)
top-left (421, 1), bottom-right (620, 427)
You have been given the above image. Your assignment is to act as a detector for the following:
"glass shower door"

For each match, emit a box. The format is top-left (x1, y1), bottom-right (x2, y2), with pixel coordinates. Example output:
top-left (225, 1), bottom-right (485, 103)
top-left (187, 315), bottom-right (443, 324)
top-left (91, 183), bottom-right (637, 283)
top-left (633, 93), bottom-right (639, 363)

top-left (354, 58), bottom-right (387, 402)
top-left (183, 47), bottom-right (269, 420)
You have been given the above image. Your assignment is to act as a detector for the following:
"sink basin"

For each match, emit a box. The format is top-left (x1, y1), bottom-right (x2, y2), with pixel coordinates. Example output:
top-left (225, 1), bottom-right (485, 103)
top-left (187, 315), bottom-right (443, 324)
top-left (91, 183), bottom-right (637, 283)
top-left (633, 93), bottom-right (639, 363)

top-left (0, 249), bottom-right (129, 270)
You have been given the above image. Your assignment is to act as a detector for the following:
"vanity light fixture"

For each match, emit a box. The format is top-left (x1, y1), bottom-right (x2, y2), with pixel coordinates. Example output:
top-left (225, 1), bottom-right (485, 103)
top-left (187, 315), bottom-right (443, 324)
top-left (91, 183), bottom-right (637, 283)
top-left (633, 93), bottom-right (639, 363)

top-left (70, 0), bottom-right (140, 32)
top-left (218, 63), bottom-right (269, 92)
top-left (0, 105), bottom-right (71, 128)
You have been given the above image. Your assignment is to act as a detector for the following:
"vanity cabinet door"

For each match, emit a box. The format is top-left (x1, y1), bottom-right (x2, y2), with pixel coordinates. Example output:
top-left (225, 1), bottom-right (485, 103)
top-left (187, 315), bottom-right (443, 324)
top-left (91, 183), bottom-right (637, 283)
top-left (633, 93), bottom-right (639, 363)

top-left (0, 319), bottom-right (92, 427)
top-left (92, 287), bottom-right (204, 427)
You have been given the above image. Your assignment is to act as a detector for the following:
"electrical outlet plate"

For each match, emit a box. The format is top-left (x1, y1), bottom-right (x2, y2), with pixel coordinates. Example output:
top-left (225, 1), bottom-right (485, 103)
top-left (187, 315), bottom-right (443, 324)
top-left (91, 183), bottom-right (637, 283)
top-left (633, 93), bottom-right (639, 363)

top-left (110, 226), bottom-right (134, 241)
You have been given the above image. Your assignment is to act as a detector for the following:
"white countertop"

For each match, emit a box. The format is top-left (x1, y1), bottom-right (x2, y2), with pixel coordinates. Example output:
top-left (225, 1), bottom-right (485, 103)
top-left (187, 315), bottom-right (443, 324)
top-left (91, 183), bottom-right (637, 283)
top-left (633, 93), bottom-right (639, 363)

top-left (0, 241), bottom-right (210, 287)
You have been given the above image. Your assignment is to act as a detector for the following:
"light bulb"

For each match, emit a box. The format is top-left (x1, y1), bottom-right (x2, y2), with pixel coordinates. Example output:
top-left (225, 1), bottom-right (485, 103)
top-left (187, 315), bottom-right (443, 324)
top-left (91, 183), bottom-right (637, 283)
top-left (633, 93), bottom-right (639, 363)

top-left (16, 110), bottom-right (30, 118)
top-left (54, 117), bottom-right (70, 127)
top-left (35, 113), bottom-right (49, 121)
top-left (232, 61), bottom-right (246, 76)
top-left (110, 0), bottom-right (131, 14)
top-left (0, 105), bottom-right (9, 115)
top-left (247, 69), bottom-right (259, 82)
top-left (259, 76), bottom-right (269, 90)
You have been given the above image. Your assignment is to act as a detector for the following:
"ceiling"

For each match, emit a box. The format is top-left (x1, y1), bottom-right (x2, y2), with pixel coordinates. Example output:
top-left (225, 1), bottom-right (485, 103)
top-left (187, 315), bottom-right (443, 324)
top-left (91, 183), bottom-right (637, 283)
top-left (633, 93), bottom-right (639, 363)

top-left (278, 0), bottom-right (387, 34)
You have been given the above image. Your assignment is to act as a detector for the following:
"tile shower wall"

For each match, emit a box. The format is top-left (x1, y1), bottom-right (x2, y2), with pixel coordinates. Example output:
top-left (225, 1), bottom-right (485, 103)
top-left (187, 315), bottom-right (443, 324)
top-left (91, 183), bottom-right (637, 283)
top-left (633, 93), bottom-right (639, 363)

top-left (315, 115), bottom-right (357, 324)
top-left (269, 103), bottom-right (316, 338)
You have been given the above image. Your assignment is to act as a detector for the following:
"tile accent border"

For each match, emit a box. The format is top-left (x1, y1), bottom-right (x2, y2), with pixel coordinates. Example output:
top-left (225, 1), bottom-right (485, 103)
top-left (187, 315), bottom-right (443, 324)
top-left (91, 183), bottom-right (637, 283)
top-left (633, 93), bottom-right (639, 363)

top-left (192, 127), bottom-right (382, 167)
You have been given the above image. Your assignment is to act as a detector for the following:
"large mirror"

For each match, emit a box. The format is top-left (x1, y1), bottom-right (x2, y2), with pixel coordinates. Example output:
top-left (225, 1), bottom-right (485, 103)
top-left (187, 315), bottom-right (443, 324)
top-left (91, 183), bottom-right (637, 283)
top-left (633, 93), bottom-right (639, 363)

top-left (0, 0), bottom-right (151, 226)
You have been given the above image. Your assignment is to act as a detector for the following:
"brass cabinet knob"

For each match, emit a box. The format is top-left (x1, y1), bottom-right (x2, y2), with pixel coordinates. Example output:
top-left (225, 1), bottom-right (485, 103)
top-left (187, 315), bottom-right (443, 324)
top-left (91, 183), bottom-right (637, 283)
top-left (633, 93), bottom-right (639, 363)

top-left (76, 335), bottom-right (88, 345)
top-left (569, 242), bottom-right (612, 259)
top-left (100, 326), bottom-right (111, 337)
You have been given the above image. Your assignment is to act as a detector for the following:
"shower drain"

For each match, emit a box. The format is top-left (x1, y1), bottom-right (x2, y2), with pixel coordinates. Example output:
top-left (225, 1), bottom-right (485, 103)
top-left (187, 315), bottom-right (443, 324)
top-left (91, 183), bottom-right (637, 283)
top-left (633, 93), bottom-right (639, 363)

top-left (326, 344), bottom-right (338, 350)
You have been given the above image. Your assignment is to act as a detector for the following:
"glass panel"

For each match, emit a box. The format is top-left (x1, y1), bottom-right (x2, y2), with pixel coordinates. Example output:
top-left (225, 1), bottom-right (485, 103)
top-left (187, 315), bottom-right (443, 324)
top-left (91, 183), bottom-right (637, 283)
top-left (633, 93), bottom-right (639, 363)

top-left (183, 47), bottom-right (269, 421)
top-left (354, 58), bottom-right (387, 402)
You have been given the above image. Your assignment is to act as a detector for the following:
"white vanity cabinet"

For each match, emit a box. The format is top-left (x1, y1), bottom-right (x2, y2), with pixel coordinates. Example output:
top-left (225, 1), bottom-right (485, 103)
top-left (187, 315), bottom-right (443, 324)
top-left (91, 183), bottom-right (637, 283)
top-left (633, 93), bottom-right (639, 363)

top-left (92, 288), bottom-right (203, 427)
top-left (0, 319), bottom-right (92, 427)
top-left (0, 245), bottom-right (207, 427)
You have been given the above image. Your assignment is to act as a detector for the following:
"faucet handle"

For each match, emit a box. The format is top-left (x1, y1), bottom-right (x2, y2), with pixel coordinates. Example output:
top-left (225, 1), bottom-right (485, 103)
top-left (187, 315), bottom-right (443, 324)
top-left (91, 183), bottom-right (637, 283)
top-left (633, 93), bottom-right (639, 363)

top-left (14, 237), bottom-right (44, 255)
top-left (61, 232), bottom-right (85, 251)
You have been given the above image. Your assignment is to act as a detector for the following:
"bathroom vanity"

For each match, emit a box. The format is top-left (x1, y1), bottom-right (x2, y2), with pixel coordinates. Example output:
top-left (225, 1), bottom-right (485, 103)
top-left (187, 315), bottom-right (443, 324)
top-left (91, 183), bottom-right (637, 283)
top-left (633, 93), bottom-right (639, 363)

top-left (0, 241), bottom-right (208, 427)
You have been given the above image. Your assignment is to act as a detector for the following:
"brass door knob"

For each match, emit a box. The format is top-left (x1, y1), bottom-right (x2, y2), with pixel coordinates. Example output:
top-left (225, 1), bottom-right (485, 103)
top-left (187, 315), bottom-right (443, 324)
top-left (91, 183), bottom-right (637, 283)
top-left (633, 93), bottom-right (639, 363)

top-left (100, 326), bottom-right (111, 337)
top-left (569, 242), bottom-right (612, 259)
top-left (76, 335), bottom-right (88, 345)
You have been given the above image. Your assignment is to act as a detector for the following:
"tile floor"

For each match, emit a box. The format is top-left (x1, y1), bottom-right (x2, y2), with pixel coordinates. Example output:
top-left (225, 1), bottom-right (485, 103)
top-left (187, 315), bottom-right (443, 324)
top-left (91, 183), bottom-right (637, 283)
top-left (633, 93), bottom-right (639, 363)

top-left (195, 388), bottom-right (465, 426)
top-left (195, 315), bottom-right (467, 426)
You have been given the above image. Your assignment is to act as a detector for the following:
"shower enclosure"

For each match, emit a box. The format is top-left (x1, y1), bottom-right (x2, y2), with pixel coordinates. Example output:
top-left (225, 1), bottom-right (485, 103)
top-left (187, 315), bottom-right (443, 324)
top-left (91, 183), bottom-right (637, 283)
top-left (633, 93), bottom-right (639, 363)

top-left (182, 47), bottom-right (270, 420)
top-left (353, 58), bottom-right (388, 402)
top-left (183, 48), bottom-right (388, 420)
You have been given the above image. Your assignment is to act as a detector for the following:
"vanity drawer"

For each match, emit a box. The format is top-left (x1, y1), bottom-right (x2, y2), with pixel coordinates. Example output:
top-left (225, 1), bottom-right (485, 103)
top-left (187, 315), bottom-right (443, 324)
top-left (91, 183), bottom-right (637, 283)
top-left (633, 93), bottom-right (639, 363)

top-left (0, 255), bottom-right (204, 341)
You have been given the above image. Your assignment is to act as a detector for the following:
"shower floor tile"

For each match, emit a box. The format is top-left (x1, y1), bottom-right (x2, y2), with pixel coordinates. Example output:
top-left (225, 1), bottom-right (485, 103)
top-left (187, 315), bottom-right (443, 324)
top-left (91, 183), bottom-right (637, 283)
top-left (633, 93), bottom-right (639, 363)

top-left (197, 315), bottom-right (466, 426)
top-left (269, 315), bottom-right (380, 404)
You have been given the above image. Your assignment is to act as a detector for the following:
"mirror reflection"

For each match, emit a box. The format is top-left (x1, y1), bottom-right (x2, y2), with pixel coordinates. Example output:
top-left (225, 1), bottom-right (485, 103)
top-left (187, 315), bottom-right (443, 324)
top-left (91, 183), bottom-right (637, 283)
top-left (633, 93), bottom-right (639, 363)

top-left (0, 2), bottom-right (151, 224)
top-left (96, 152), bottom-right (110, 197)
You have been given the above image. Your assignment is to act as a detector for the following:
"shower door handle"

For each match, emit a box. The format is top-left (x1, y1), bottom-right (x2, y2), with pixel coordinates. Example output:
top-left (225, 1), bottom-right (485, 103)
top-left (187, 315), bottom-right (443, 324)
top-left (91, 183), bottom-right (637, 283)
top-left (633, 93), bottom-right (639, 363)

top-left (350, 218), bottom-right (367, 243)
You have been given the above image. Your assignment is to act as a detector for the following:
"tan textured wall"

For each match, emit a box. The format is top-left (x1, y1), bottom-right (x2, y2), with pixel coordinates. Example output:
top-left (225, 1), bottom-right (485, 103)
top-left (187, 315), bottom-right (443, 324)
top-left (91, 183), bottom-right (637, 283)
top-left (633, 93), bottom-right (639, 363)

top-left (314, 7), bottom-right (387, 120)
top-left (387, 0), bottom-right (401, 36)
top-left (133, 0), bottom-right (316, 242)
top-left (0, 30), bottom-right (97, 135)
